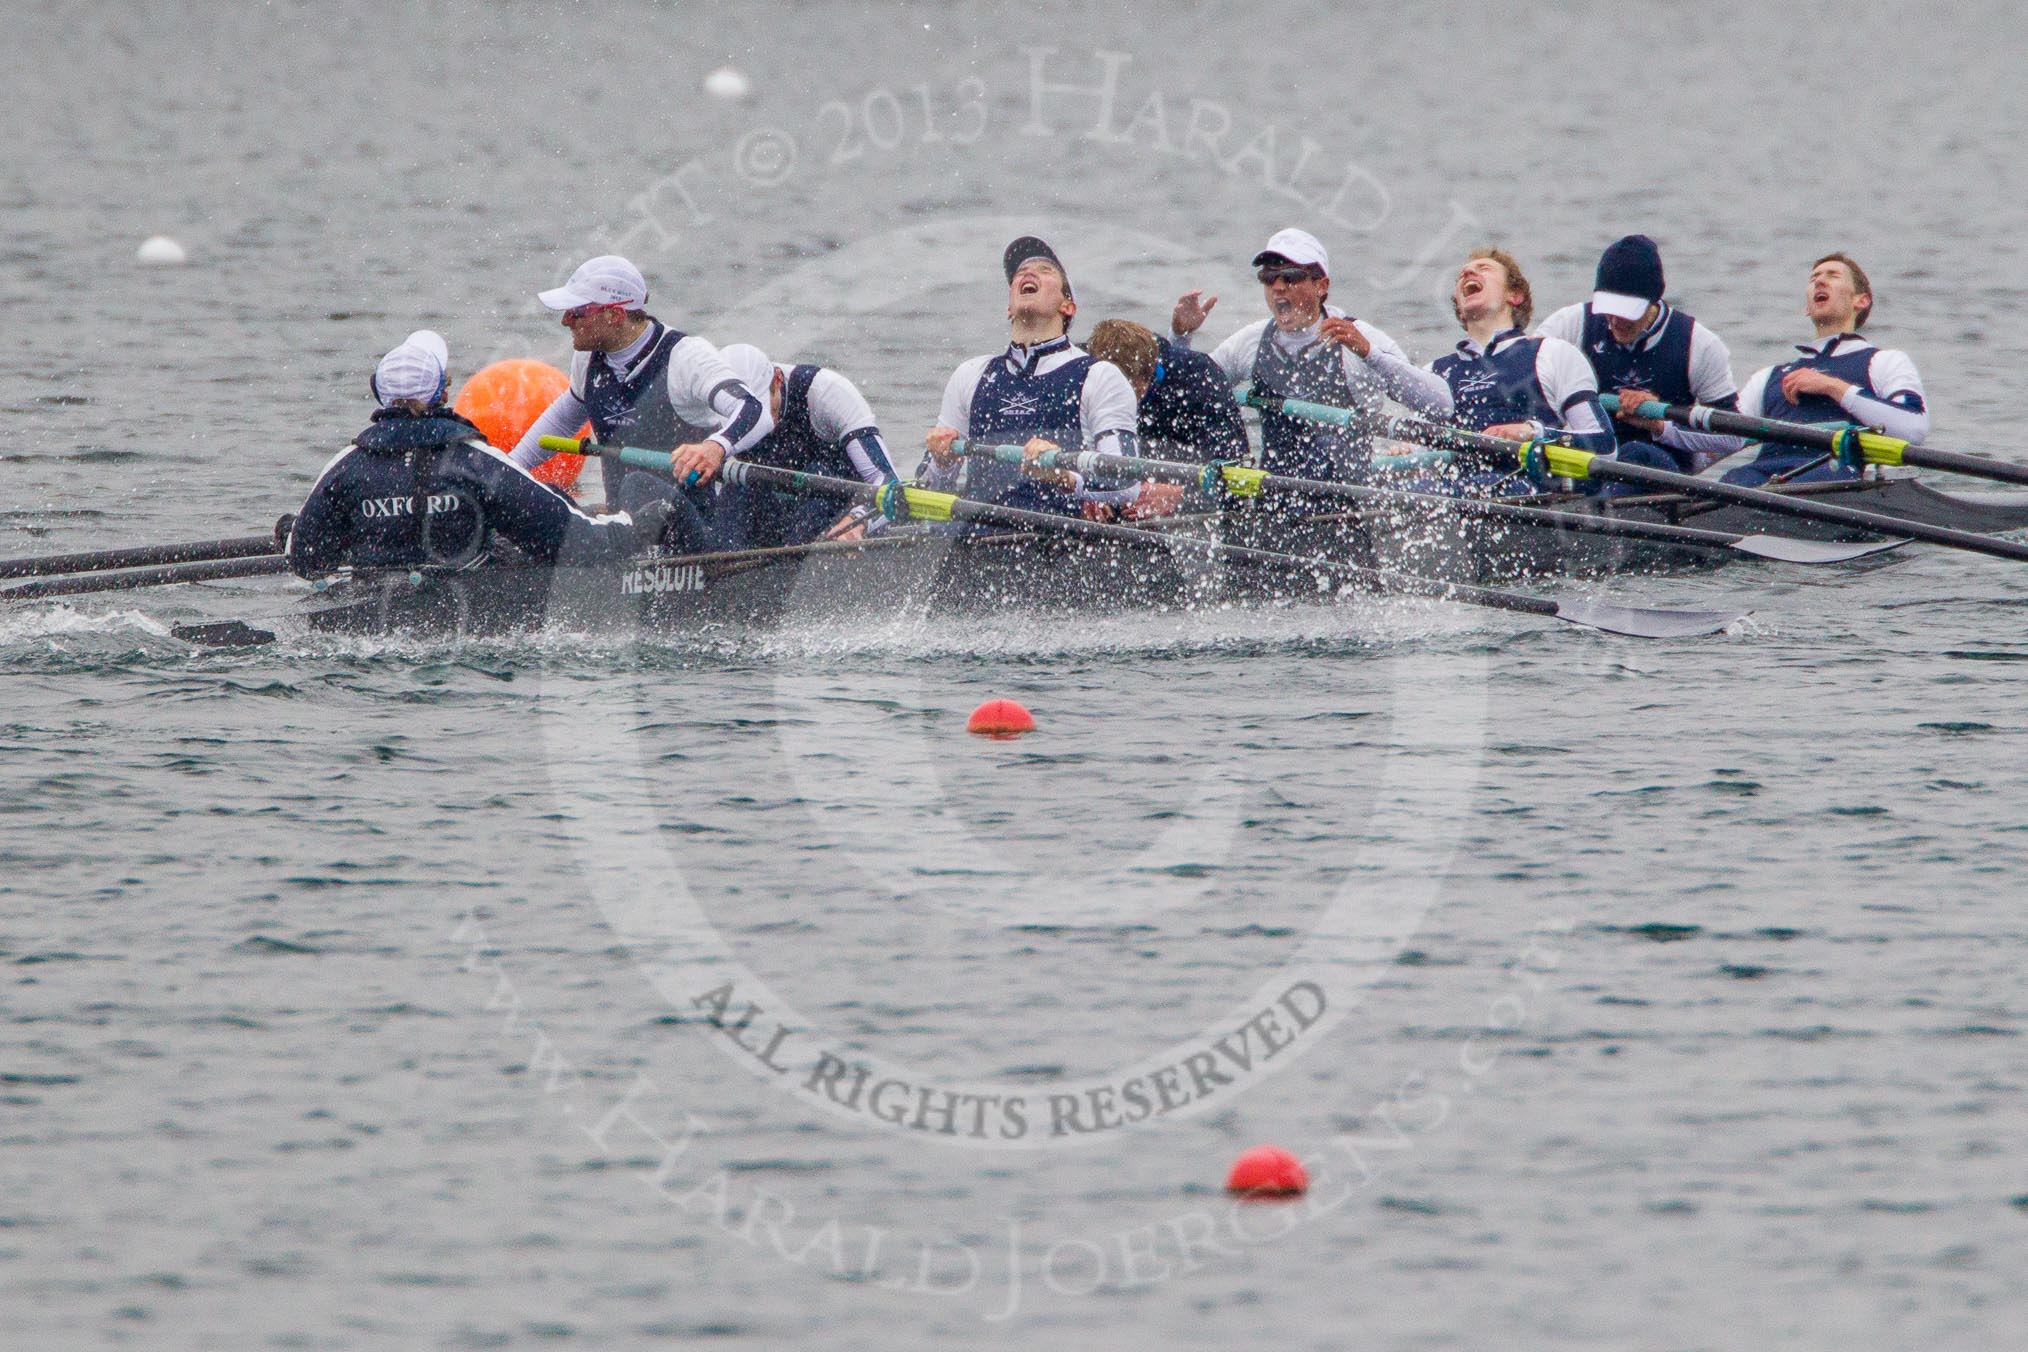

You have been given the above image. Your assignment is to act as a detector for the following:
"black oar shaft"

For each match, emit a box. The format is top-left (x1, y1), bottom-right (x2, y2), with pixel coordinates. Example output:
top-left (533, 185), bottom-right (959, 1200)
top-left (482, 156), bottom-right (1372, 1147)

top-left (1621, 397), bottom-right (2028, 489)
top-left (0, 534), bottom-right (278, 581)
top-left (0, 554), bottom-right (291, 600)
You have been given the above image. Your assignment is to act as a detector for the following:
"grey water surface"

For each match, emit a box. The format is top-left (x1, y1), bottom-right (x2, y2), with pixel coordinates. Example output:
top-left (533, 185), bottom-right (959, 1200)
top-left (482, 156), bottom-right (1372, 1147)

top-left (5, 1), bottom-right (2028, 1348)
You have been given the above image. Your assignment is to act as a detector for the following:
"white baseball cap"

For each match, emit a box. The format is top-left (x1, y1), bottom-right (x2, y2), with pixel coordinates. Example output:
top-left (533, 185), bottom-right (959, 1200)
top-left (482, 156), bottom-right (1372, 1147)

top-left (1589, 290), bottom-right (1653, 322)
top-left (717, 343), bottom-right (782, 400)
top-left (373, 335), bottom-right (447, 406)
top-left (538, 255), bottom-right (649, 311)
top-left (1251, 228), bottom-right (1330, 276)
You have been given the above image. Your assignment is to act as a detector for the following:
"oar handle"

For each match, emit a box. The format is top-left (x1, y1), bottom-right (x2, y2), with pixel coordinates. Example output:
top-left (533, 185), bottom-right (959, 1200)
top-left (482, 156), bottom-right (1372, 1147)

top-left (540, 435), bottom-right (701, 486)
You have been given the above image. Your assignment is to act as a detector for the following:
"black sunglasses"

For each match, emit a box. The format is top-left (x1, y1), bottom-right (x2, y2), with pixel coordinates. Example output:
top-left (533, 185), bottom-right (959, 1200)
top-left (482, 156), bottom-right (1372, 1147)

top-left (1257, 264), bottom-right (1319, 286)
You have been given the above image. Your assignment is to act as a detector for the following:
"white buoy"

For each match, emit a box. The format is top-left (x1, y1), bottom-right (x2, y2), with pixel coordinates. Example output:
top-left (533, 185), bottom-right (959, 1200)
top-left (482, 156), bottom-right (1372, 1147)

top-left (136, 235), bottom-right (188, 265)
top-left (703, 66), bottom-right (751, 100)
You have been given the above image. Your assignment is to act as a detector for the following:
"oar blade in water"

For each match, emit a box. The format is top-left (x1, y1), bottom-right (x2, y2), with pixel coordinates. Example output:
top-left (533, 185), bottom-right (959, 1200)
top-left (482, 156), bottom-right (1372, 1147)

top-left (170, 620), bottom-right (278, 648)
top-left (1553, 599), bottom-right (1748, 639)
top-left (1730, 534), bottom-right (1909, 564)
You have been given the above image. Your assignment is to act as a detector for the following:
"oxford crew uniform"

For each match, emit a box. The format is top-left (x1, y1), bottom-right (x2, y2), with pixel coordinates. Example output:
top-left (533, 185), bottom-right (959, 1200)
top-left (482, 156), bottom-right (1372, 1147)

top-left (1723, 334), bottom-right (1930, 486)
top-left (287, 407), bottom-right (638, 578)
top-left (1536, 301), bottom-right (1745, 474)
top-left (924, 335), bottom-right (1141, 517)
top-left (508, 319), bottom-right (772, 515)
top-left (714, 345), bottom-right (901, 549)
top-left (1429, 328), bottom-right (1615, 495)
top-left (1192, 306), bottom-right (1452, 484)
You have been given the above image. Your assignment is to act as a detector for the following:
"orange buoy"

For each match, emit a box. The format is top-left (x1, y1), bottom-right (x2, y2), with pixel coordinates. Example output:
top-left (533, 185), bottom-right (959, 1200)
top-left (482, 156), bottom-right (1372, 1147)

top-left (1225, 1145), bottom-right (1307, 1197)
top-left (967, 699), bottom-right (1036, 738)
top-left (453, 358), bottom-right (589, 489)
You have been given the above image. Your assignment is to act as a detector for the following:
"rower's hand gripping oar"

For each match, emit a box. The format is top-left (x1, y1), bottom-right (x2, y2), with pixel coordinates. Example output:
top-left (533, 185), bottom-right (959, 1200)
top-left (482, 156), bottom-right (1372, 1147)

top-left (1249, 391), bottom-right (2028, 566)
top-left (955, 439), bottom-right (1900, 567)
top-left (540, 436), bottom-right (1745, 639)
top-left (1602, 394), bottom-right (2028, 491)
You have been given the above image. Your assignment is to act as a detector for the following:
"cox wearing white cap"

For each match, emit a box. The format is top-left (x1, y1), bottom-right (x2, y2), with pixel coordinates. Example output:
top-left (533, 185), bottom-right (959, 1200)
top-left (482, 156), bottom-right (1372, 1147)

top-left (510, 255), bottom-right (774, 518)
top-left (1170, 228), bottom-right (1452, 492)
top-left (287, 330), bottom-right (642, 579)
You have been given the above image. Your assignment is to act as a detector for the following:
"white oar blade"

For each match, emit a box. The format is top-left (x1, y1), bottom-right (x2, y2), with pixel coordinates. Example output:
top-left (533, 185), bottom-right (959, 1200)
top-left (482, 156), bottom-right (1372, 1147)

top-left (1553, 600), bottom-right (1748, 639)
top-left (1731, 534), bottom-right (1909, 564)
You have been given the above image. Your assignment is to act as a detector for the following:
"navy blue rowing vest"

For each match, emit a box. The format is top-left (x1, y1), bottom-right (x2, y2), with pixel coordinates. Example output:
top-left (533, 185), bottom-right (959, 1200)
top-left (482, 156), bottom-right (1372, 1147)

top-left (583, 320), bottom-right (717, 503)
top-left (966, 341), bottom-right (1090, 514)
top-left (739, 365), bottom-right (838, 474)
top-left (1759, 336), bottom-right (1883, 424)
top-left (1251, 325), bottom-right (1366, 482)
top-left (1432, 332), bottom-right (1556, 432)
top-left (1579, 303), bottom-right (1699, 415)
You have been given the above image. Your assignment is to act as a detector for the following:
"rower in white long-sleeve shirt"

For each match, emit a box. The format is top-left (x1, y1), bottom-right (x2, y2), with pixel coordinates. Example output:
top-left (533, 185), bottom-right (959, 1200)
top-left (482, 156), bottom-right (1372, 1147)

top-left (1534, 234), bottom-right (1746, 476)
top-left (1722, 252), bottom-right (1930, 486)
top-left (712, 342), bottom-right (899, 548)
top-left (922, 236), bottom-right (1142, 520)
top-left (507, 255), bottom-right (772, 519)
top-left (1169, 228), bottom-right (1453, 487)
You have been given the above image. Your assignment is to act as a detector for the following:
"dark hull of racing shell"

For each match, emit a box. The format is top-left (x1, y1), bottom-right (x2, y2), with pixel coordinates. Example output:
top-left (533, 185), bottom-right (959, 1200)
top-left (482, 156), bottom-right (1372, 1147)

top-left (295, 476), bottom-right (2028, 637)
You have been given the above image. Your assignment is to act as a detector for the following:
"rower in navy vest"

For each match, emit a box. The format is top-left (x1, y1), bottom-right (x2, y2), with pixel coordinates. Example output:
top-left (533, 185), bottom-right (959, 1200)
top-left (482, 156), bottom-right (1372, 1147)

top-left (287, 331), bottom-right (644, 579)
top-left (1168, 228), bottom-right (1452, 496)
top-left (713, 343), bottom-right (900, 548)
top-left (922, 236), bottom-right (1141, 520)
top-left (1428, 249), bottom-right (1614, 495)
top-left (508, 255), bottom-right (772, 520)
top-left (1535, 234), bottom-right (1746, 477)
top-left (1081, 318), bottom-right (1249, 520)
top-left (1721, 253), bottom-right (1930, 486)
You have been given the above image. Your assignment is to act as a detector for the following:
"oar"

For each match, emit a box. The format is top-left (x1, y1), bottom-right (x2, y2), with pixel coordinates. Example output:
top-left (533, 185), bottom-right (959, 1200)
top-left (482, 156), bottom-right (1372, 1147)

top-left (1249, 391), bottom-right (2028, 566)
top-left (954, 441), bottom-right (1901, 566)
top-left (0, 532), bottom-right (280, 581)
top-left (537, 436), bottom-right (1744, 639)
top-left (1603, 394), bottom-right (2028, 489)
top-left (0, 554), bottom-right (290, 601)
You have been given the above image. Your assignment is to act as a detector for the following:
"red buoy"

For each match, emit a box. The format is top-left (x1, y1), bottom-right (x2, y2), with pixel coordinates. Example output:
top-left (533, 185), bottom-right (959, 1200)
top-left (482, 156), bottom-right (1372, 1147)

top-left (453, 359), bottom-right (589, 489)
top-left (1226, 1145), bottom-right (1307, 1197)
top-left (967, 699), bottom-right (1036, 738)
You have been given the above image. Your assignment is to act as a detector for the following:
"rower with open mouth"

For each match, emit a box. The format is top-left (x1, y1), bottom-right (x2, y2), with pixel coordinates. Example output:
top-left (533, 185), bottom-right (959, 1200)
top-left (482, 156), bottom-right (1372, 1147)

top-left (1168, 228), bottom-right (1453, 510)
top-left (284, 331), bottom-right (645, 580)
top-left (1719, 253), bottom-right (1931, 486)
top-left (1426, 248), bottom-right (1616, 494)
top-left (1535, 234), bottom-right (1747, 481)
top-left (921, 236), bottom-right (1142, 521)
top-left (506, 255), bottom-right (773, 542)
